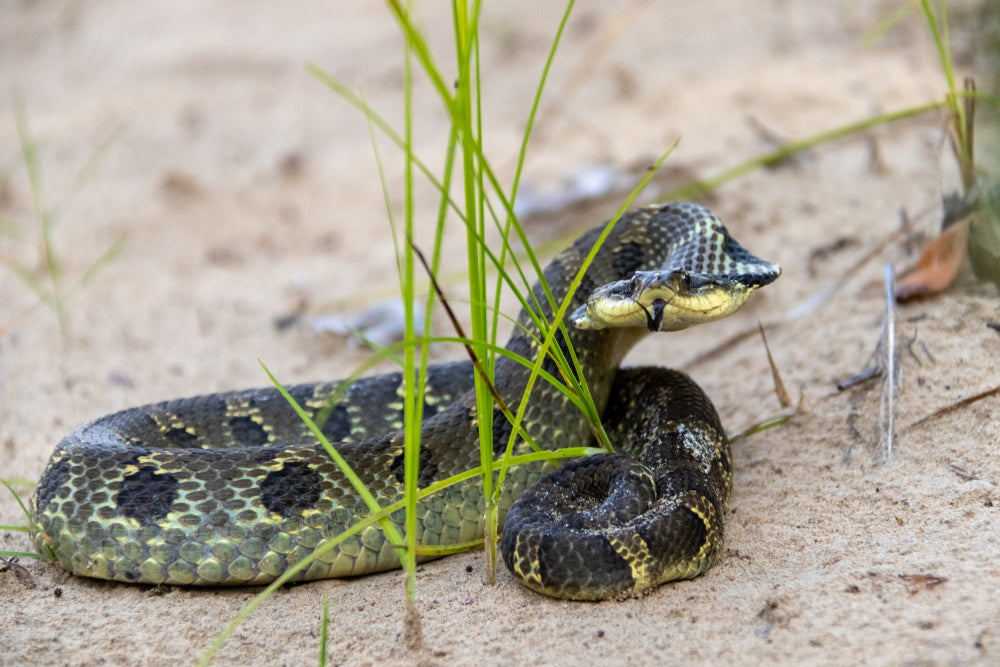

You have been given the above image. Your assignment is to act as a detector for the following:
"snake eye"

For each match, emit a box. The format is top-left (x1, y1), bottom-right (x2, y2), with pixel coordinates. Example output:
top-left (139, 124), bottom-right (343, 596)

top-left (686, 274), bottom-right (715, 290)
top-left (667, 272), bottom-right (692, 292)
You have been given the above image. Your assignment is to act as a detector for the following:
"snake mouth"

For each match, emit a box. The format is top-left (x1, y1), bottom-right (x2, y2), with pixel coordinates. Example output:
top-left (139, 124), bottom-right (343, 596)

top-left (571, 266), bottom-right (779, 332)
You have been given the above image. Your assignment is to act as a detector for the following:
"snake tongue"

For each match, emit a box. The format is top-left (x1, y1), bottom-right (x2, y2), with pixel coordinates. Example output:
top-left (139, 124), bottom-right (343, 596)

top-left (645, 298), bottom-right (667, 332)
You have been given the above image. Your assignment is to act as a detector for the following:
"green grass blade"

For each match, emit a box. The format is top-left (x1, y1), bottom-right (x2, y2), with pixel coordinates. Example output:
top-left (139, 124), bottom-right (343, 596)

top-left (489, 0), bottom-right (576, 354)
top-left (11, 92), bottom-right (46, 243)
top-left (199, 363), bottom-right (414, 664)
top-left (919, 0), bottom-right (956, 93)
top-left (306, 63), bottom-right (468, 224)
top-left (12, 91), bottom-right (68, 334)
top-left (198, 435), bottom-right (597, 665)
top-left (384, 0), bottom-right (455, 117)
top-left (51, 127), bottom-right (121, 222)
top-left (399, 0), bottom-right (422, 607)
top-left (259, 362), bottom-right (405, 546)
top-left (77, 232), bottom-right (128, 288)
top-left (492, 142), bottom-right (678, 496)
top-left (0, 215), bottom-right (20, 238)
top-left (918, 0), bottom-right (971, 179)
top-left (414, 539), bottom-right (485, 556)
top-left (4, 258), bottom-right (52, 303)
top-left (1, 478), bottom-right (36, 527)
top-left (0, 550), bottom-right (45, 559)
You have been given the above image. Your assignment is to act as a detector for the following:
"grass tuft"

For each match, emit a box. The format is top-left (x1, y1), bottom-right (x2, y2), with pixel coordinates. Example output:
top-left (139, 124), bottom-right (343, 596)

top-left (0, 479), bottom-right (50, 562)
top-left (3, 92), bottom-right (126, 339)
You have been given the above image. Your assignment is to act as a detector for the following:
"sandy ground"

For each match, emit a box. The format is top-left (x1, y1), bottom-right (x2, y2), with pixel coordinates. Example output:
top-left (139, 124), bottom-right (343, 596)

top-left (2, 1), bottom-right (999, 665)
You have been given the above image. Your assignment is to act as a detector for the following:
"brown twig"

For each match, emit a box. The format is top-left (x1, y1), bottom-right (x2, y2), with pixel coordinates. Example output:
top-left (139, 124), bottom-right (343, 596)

top-left (904, 384), bottom-right (1000, 432)
top-left (837, 366), bottom-right (880, 391)
top-left (409, 239), bottom-right (512, 418)
top-left (757, 321), bottom-right (791, 408)
top-left (725, 324), bottom-right (795, 443)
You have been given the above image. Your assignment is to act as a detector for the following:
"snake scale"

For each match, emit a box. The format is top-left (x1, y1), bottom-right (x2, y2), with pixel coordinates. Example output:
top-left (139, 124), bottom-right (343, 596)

top-left (31, 202), bottom-right (779, 600)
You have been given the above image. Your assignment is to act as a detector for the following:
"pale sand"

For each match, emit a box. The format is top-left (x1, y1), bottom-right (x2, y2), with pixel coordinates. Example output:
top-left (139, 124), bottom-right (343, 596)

top-left (2, 1), bottom-right (998, 664)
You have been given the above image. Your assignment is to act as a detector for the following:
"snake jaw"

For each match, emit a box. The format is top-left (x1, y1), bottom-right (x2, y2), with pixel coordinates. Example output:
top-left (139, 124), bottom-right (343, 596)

top-left (570, 269), bottom-right (765, 332)
top-left (570, 278), bottom-right (676, 330)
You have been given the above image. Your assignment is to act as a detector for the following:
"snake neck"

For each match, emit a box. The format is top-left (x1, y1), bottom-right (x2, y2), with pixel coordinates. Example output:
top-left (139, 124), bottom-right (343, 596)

top-left (483, 213), bottom-right (660, 453)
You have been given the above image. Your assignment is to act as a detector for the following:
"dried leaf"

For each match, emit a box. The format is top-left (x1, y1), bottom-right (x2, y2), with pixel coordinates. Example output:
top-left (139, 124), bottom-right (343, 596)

top-left (895, 217), bottom-right (970, 300)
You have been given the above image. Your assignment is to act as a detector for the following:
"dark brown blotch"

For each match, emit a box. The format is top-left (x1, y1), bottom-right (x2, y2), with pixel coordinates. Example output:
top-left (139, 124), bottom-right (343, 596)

top-left (260, 461), bottom-right (323, 517)
top-left (165, 427), bottom-right (198, 448)
top-left (116, 466), bottom-right (180, 526)
top-left (229, 416), bottom-right (269, 447)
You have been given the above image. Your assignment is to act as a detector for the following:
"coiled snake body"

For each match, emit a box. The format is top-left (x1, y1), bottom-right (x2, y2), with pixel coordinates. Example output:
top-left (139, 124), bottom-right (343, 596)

top-left (31, 202), bottom-right (779, 600)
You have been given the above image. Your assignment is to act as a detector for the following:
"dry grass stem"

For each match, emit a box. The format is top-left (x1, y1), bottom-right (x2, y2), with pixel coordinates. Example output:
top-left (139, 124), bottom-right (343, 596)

top-left (878, 263), bottom-right (901, 463)
top-left (905, 383), bottom-right (1000, 432)
top-left (757, 321), bottom-right (792, 409)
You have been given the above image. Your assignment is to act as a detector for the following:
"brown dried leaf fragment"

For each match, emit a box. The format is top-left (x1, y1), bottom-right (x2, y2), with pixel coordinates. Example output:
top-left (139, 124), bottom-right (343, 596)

top-left (895, 217), bottom-right (970, 301)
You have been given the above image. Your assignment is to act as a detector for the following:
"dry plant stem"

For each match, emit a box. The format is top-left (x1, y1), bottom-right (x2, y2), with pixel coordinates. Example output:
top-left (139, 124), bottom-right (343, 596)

top-left (409, 239), bottom-right (514, 424)
top-left (834, 264), bottom-right (901, 461)
top-left (757, 321), bottom-right (792, 409)
top-left (404, 597), bottom-right (423, 650)
top-left (727, 325), bottom-right (795, 444)
top-left (837, 366), bottom-right (881, 391)
top-left (879, 263), bottom-right (900, 463)
top-left (904, 384), bottom-right (1000, 432)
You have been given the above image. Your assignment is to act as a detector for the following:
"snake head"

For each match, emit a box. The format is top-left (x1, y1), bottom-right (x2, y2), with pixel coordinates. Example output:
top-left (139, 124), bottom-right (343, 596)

top-left (569, 202), bottom-right (780, 331)
top-left (571, 264), bottom-right (780, 332)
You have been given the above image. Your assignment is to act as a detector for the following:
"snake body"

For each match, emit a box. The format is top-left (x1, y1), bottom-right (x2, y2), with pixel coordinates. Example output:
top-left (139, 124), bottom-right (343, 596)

top-left (30, 202), bottom-right (779, 599)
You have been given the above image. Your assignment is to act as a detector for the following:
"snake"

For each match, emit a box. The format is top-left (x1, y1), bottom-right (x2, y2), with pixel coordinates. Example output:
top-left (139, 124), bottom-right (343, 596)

top-left (30, 202), bottom-right (780, 600)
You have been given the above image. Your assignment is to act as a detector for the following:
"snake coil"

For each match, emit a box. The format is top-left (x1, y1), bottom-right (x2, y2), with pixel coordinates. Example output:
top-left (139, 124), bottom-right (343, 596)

top-left (31, 202), bottom-right (779, 599)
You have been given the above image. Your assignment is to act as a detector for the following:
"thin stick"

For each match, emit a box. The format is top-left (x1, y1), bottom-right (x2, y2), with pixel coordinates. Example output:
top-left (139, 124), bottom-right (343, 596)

top-left (757, 321), bottom-right (792, 409)
top-left (879, 263), bottom-right (898, 463)
top-left (409, 238), bottom-right (512, 418)
top-left (905, 384), bottom-right (1000, 432)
